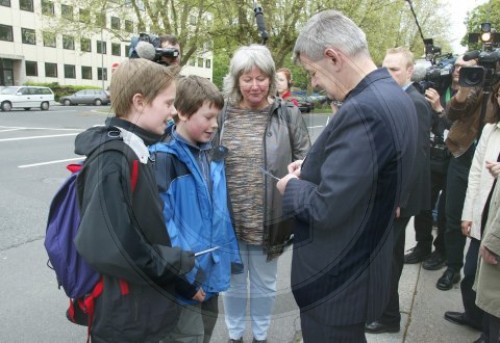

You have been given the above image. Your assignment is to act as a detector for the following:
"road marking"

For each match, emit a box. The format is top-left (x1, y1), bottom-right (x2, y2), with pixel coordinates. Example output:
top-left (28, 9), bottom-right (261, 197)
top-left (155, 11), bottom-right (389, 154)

top-left (0, 129), bottom-right (21, 133)
top-left (0, 133), bottom-right (79, 142)
top-left (0, 125), bottom-right (83, 131)
top-left (18, 157), bottom-right (85, 169)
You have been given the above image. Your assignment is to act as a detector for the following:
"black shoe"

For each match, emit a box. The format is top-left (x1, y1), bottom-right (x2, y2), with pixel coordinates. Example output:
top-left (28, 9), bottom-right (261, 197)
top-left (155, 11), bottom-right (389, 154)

top-left (436, 269), bottom-right (460, 290)
top-left (404, 245), bottom-right (431, 264)
top-left (252, 339), bottom-right (267, 343)
top-left (365, 320), bottom-right (400, 333)
top-left (422, 250), bottom-right (446, 270)
top-left (228, 339), bottom-right (243, 343)
top-left (444, 311), bottom-right (482, 331)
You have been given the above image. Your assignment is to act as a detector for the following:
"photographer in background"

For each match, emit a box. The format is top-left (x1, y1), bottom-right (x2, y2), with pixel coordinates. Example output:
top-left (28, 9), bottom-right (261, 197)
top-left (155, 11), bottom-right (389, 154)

top-left (159, 35), bottom-right (181, 66)
top-left (442, 55), bottom-right (499, 335)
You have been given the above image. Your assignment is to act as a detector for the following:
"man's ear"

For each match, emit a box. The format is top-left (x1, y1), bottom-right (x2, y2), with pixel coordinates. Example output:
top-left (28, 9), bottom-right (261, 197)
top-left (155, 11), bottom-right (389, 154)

top-left (324, 48), bottom-right (342, 69)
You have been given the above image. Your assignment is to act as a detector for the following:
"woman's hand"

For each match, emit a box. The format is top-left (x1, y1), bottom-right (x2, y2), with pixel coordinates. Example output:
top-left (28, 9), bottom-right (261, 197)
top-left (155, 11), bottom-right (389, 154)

top-left (461, 220), bottom-right (472, 237)
top-left (479, 245), bottom-right (499, 265)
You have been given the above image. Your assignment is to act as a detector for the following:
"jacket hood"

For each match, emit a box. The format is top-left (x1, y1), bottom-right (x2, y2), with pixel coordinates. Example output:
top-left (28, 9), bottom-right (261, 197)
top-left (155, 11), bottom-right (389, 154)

top-left (75, 117), bottom-right (162, 157)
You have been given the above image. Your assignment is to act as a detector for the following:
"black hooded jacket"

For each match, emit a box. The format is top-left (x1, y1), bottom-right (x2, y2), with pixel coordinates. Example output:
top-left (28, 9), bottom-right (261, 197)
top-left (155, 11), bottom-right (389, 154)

top-left (74, 117), bottom-right (195, 342)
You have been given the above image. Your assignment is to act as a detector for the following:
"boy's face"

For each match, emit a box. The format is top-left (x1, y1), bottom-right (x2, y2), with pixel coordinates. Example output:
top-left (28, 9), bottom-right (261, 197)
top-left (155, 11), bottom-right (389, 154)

top-left (176, 101), bottom-right (219, 145)
top-left (136, 83), bottom-right (177, 135)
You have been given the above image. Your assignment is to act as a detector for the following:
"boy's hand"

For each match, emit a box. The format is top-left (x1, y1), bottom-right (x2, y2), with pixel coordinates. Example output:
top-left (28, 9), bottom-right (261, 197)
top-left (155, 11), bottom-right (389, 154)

top-left (192, 287), bottom-right (206, 302)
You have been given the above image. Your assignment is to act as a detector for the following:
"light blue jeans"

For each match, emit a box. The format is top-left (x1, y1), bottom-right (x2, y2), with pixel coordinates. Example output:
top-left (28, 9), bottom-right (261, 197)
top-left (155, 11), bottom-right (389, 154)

top-left (223, 241), bottom-right (278, 341)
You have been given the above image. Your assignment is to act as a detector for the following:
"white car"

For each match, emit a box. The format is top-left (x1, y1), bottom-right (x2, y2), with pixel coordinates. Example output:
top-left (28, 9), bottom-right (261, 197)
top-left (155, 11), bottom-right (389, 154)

top-left (0, 86), bottom-right (55, 111)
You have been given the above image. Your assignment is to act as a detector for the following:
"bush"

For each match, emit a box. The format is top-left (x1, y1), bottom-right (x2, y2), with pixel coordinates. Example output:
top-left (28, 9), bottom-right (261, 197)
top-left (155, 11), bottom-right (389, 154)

top-left (23, 81), bottom-right (101, 102)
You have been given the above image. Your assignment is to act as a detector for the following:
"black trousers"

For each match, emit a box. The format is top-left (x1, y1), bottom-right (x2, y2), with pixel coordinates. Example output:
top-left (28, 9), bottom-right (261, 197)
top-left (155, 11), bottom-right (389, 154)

top-left (301, 311), bottom-right (367, 343)
top-left (201, 295), bottom-right (219, 343)
top-left (444, 144), bottom-right (475, 272)
top-left (484, 313), bottom-right (500, 343)
top-left (414, 170), bottom-right (447, 253)
top-left (379, 216), bottom-right (410, 325)
top-left (462, 238), bottom-right (485, 330)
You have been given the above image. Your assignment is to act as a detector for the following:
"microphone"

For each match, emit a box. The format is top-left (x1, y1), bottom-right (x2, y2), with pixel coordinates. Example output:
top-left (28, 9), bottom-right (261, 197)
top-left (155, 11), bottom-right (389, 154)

top-left (412, 60), bottom-right (431, 82)
top-left (463, 50), bottom-right (480, 61)
top-left (135, 41), bottom-right (156, 61)
top-left (253, 2), bottom-right (269, 44)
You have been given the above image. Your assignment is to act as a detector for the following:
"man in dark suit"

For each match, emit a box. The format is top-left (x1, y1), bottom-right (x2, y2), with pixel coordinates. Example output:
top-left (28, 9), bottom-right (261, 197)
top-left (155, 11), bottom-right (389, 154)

top-left (365, 47), bottom-right (432, 333)
top-left (276, 11), bottom-right (418, 342)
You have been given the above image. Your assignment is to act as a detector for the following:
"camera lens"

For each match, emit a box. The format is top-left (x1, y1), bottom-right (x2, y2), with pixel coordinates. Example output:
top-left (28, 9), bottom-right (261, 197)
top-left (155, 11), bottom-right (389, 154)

top-left (459, 66), bottom-right (485, 87)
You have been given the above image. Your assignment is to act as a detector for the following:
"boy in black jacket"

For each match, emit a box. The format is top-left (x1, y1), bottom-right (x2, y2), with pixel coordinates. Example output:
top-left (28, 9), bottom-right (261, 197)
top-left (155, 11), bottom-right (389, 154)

top-left (74, 58), bottom-right (195, 342)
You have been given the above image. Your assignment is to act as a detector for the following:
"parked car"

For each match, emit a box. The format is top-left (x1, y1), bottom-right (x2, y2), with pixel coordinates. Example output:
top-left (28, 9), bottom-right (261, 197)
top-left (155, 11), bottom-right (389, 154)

top-left (0, 86), bottom-right (54, 111)
top-left (60, 89), bottom-right (110, 106)
top-left (295, 96), bottom-right (314, 113)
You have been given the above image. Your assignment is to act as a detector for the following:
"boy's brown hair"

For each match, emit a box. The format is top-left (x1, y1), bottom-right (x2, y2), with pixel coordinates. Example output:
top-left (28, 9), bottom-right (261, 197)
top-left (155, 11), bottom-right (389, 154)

top-left (110, 59), bottom-right (180, 117)
top-left (174, 75), bottom-right (224, 118)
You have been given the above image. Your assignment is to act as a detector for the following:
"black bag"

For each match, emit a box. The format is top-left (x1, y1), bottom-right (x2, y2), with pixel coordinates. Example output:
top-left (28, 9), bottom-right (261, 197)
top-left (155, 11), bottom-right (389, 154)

top-left (430, 140), bottom-right (451, 174)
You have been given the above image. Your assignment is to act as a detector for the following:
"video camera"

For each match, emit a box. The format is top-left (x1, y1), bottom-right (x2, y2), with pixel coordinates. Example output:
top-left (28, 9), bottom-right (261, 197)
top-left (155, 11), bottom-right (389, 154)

top-left (459, 23), bottom-right (500, 89)
top-left (129, 33), bottom-right (180, 65)
top-left (416, 39), bottom-right (454, 96)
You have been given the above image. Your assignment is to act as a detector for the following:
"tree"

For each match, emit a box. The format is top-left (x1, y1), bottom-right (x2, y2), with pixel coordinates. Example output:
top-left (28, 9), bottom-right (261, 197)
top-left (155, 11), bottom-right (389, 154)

top-left (461, 0), bottom-right (500, 51)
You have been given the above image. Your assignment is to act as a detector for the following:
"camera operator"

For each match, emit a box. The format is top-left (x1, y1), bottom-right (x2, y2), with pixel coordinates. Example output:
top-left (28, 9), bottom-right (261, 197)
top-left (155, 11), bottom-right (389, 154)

top-left (405, 68), bottom-right (453, 271)
top-left (159, 34), bottom-right (181, 66)
top-left (442, 55), bottom-right (499, 335)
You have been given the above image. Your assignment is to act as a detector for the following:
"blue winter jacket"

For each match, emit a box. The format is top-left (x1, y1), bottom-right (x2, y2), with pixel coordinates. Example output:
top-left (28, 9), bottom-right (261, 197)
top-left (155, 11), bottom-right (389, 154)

top-left (150, 129), bottom-right (242, 304)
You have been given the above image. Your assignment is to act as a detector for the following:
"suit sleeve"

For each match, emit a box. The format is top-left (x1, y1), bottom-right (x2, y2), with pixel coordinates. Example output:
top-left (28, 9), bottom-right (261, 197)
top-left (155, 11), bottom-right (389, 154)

top-left (283, 107), bottom-right (390, 231)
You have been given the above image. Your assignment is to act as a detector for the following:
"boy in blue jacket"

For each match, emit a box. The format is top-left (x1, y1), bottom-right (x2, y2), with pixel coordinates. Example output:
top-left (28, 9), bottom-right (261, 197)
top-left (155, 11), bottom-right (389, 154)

top-left (152, 75), bottom-right (242, 343)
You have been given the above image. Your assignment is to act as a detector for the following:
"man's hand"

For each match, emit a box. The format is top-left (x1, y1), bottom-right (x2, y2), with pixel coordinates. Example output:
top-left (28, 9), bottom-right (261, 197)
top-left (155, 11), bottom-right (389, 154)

top-left (277, 173), bottom-right (298, 195)
top-left (424, 88), bottom-right (444, 113)
top-left (486, 161), bottom-right (500, 178)
top-left (287, 160), bottom-right (303, 177)
top-left (479, 245), bottom-right (499, 265)
top-left (461, 220), bottom-right (472, 237)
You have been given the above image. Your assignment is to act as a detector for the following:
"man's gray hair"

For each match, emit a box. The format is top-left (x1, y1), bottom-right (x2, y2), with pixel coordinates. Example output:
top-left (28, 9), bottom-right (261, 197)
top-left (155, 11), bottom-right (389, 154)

top-left (293, 10), bottom-right (369, 63)
top-left (223, 44), bottom-right (277, 104)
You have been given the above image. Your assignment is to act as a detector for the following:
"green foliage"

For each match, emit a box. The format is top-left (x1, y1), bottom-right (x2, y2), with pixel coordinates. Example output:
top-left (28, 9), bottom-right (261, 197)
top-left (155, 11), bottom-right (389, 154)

top-left (462, 0), bottom-right (500, 51)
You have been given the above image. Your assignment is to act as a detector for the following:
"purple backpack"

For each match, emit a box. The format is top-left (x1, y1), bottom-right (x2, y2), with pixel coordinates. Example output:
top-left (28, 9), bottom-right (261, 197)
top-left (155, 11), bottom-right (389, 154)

top-left (44, 163), bottom-right (100, 299)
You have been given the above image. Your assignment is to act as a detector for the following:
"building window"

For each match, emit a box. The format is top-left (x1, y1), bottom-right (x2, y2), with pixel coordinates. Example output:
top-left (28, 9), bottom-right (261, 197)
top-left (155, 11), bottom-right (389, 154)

top-left (64, 64), bottom-right (76, 79)
top-left (124, 44), bottom-right (130, 57)
top-left (20, 0), bottom-right (33, 12)
top-left (0, 0), bottom-right (11, 8)
top-left (111, 43), bottom-right (121, 56)
top-left (111, 17), bottom-right (120, 30)
top-left (96, 40), bottom-right (107, 54)
top-left (45, 63), bottom-right (57, 78)
top-left (80, 37), bottom-right (91, 52)
top-left (79, 8), bottom-right (90, 24)
top-left (81, 66), bottom-right (92, 80)
top-left (197, 57), bottom-right (203, 67)
top-left (41, 0), bottom-right (54, 16)
top-left (43, 31), bottom-right (56, 47)
top-left (96, 13), bottom-right (106, 27)
top-left (21, 28), bottom-right (36, 45)
top-left (25, 61), bottom-right (38, 76)
top-left (0, 24), bottom-right (13, 42)
top-left (63, 35), bottom-right (75, 50)
top-left (61, 4), bottom-right (73, 21)
top-left (125, 20), bottom-right (133, 33)
top-left (205, 59), bottom-right (211, 68)
top-left (98, 67), bottom-right (108, 81)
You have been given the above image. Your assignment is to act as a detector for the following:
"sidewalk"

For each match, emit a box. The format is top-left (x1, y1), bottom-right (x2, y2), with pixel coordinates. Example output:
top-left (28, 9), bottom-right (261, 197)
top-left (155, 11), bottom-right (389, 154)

top-left (210, 220), bottom-right (481, 343)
